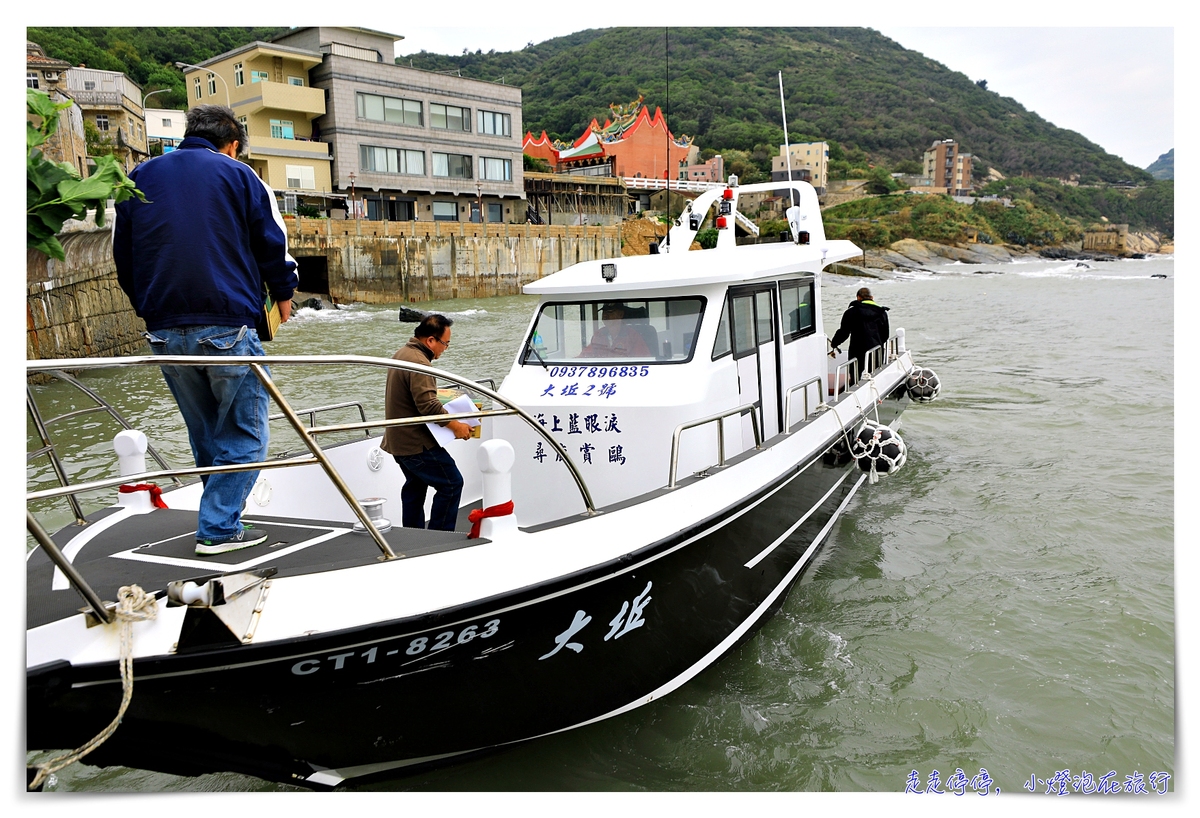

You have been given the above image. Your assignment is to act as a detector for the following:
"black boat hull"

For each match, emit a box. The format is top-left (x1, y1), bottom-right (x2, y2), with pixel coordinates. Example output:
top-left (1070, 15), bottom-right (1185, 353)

top-left (28, 400), bottom-right (905, 787)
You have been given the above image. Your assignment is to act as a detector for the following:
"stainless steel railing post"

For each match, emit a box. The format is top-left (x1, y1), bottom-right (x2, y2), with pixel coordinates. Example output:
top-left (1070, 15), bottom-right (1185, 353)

top-left (782, 376), bottom-right (823, 433)
top-left (668, 402), bottom-right (761, 488)
top-left (248, 363), bottom-right (398, 561)
top-left (26, 511), bottom-right (112, 625)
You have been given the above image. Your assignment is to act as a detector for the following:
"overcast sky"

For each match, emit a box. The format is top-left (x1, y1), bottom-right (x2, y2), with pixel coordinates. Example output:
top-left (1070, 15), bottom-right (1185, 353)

top-left (393, 17), bottom-right (1174, 171)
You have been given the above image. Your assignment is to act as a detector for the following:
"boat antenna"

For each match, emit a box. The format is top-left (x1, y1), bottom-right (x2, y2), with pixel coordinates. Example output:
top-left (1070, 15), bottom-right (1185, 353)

top-left (663, 26), bottom-right (671, 249)
top-left (779, 70), bottom-right (795, 208)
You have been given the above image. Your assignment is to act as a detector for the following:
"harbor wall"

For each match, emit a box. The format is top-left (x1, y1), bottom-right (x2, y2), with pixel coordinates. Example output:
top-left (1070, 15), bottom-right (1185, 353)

top-left (288, 217), bottom-right (621, 303)
top-left (26, 221), bottom-right (621, 362)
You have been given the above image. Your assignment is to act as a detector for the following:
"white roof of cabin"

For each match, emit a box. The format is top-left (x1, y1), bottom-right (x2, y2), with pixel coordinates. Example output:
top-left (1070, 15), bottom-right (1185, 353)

top-left (524, 239), bottom-right (860, 296)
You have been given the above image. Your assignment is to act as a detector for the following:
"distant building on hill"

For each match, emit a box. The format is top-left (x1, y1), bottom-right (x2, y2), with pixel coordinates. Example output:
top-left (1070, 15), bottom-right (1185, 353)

top-left (683, 154), bottom-right (723, 184)
top-left (144, 107), bottom-right (186, 154)
top-left (62, 64), bottom-right (149, 173)
top-left (923, 138), bottom-right (973, 195)
top-left (771, 141), bottom-right (829, 198)
top-left (26, 41), bottom-right (87, 178)
top-left (185, 26), bottom-right (525, 222)
top-left (522, 95), bottom-right (697, 180)
top-left (182, 36), bottom-right (333, 213)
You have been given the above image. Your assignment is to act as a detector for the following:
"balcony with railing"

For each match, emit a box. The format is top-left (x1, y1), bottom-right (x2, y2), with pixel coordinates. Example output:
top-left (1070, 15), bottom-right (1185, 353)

top-left (71, 90), bottom-right (141, 115)
top-left (249, 134), bottom-right (331, 158)
top-left (239, 82), bottom-right (325, 118)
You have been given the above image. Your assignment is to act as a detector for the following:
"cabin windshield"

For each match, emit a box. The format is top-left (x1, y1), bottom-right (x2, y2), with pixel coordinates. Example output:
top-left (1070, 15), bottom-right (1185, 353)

top-left (524, 297), bottom-right (706, 365)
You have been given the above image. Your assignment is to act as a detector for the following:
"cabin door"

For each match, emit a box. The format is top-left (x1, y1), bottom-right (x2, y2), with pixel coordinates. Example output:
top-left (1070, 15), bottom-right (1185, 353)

top-left (730, 284), bottom-right (783, 447)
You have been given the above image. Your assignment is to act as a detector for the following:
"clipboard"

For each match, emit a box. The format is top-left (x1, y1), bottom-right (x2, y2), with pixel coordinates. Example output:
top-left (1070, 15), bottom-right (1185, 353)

top-left (257, 288), bottom-right (282, 341)
top-left (427, 395), bottom-right (482, 445)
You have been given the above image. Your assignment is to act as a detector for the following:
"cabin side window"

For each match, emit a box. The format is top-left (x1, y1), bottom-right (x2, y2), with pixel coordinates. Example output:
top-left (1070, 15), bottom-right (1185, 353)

top-left (525, 298), bottom-right (705, 366)
top-left (731, 294), bottom-right (756, 359)
top-left (712, 296), bottom-right (732, 360)
top-left (780, 280), bottom-right (816, 342)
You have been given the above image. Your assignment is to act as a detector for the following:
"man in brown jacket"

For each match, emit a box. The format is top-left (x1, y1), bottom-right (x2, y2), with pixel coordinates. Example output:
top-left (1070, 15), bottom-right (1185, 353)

top-left (382, 314), bottom-right (472, 530)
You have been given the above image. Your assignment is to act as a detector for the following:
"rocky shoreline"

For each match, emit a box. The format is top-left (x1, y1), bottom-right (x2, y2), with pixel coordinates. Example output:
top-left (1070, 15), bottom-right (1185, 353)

top-left (827, 233), bottom-right (1174, 279)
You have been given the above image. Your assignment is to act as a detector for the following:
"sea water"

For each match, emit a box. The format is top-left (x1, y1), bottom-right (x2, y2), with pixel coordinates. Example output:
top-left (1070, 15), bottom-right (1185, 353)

top-left (26, 255), bottom-right (1175, 793)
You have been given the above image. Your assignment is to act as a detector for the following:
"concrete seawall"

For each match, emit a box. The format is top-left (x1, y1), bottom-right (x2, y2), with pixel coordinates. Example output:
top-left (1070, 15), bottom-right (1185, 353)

top-left (289, 217), bottom-right (620, 303)
top-left (26, 220), bottom-right (621, 363)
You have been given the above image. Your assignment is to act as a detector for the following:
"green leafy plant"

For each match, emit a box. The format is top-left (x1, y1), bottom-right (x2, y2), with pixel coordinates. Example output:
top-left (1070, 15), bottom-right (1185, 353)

top-left (28, 88), bottom-right (144, 260)
top-left (83, 119), bottom-right (116, 157)
top-left (694, 227), bottom-right (719, 249)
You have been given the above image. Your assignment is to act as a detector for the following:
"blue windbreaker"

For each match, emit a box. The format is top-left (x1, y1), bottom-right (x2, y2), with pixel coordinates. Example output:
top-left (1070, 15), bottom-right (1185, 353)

top-left (113, 137), bottom-right (298, 331)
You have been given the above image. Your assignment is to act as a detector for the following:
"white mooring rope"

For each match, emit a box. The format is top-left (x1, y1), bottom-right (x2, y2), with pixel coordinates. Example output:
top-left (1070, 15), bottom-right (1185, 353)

top-left (29, 585), bottom-right (157, 791)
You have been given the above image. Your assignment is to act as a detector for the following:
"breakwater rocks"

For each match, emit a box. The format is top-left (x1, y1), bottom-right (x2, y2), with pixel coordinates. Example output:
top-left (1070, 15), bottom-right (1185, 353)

top-left (826, 235), bottom-right (1172, 279)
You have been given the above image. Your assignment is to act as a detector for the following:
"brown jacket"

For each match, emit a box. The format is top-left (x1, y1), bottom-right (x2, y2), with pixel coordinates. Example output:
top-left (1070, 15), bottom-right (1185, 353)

top-left (382, 338), bottom-right (449, 456)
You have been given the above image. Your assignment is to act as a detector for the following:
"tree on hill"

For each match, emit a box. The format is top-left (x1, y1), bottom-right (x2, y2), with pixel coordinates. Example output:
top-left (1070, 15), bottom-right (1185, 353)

top-left (402, 27), bottom-right (1150, 185)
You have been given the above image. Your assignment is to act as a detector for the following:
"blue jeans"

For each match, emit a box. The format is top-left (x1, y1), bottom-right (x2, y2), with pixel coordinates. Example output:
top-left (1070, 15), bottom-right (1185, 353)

top-left (393, 447), bottom-right (464, 532)
top-left (145, 325), bottom-right (269, 541)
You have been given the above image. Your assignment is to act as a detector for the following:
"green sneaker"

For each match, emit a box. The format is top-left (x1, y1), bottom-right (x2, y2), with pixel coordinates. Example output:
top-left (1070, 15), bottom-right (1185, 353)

top-left (196, 526), bottom-right (268, 556)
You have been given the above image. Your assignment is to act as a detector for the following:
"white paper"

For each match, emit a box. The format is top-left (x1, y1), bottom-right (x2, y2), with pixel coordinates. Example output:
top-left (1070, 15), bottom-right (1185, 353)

top-left (426, 395), bottom-right (481, 445)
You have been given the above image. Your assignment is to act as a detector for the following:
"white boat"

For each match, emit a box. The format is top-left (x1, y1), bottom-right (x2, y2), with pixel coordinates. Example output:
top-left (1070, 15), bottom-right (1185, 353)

top-left (26, 179), bottom-right (938, 789)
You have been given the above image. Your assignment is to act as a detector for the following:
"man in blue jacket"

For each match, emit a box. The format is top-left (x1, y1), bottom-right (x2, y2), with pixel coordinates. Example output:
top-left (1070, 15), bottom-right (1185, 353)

top-left (114, 105), bottom-right (298, 556)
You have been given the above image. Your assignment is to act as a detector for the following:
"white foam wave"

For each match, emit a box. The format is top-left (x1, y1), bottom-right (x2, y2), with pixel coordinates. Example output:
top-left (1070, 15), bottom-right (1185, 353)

top-left (289, 306), bottom-right (374, 323)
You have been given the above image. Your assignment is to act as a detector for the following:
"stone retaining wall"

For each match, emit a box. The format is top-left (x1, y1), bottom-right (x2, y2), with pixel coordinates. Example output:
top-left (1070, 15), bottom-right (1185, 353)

top-left (27, 231), bottom-right (147, 362)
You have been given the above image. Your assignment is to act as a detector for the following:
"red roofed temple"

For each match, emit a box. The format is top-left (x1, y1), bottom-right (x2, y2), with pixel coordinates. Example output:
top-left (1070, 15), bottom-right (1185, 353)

top-left (523, 95), bottom-right (697, 180)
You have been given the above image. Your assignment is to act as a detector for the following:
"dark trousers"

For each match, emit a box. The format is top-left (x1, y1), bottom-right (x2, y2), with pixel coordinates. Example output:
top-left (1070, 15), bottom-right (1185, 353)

top-left (393, 447), bottom-right (464, 531)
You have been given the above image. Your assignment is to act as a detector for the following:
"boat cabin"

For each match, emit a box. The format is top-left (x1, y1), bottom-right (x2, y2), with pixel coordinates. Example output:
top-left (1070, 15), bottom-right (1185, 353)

top-left (495, 180), bottom-right (862, 525)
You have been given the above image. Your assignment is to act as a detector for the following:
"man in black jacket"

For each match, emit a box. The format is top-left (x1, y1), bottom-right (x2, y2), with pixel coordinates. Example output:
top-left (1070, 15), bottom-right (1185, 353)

top-left (829, 287), bottom-right (890, 382)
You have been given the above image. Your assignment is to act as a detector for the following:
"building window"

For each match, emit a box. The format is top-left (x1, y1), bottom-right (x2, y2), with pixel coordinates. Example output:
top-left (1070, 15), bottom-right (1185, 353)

top-left (84, 80), bottom-right (96, 91)
top-left (487, 202), bottom-right (502, 222)
top-left (288, 76), bottom-right (305, 86)
top-left (432, 152), bottom-right (472, 178)
top-left (478, 156), bottom-right (512, 181)
top-left (238, 116), bottom-right (248, 129)
top-left (96, 115), bottom-right (109, 131)
top-left (356, 92), bottom-right (422, 127)
top-left (270, 119), bottom-right (295, 140)
top-left (194, 78), bottom-right (201, 99)
top-left (234, 63), bottom-right (244, 87)
top-left (359, 145), bottom-right (425, 175)
top-left (432, 201), bottom-right (458, 221)
top-left (286, 164), bottom-right (316, 189)
top-left (27, 72), bottom-right (39, 89)
top-left (162, 117), bottom-right (172, 127)
top-left (251, 70), bottom-right (269, 83)
top-left (477, 109), bottom-right (511, 137)
top-left (430, 103), bottom-right (469, 132)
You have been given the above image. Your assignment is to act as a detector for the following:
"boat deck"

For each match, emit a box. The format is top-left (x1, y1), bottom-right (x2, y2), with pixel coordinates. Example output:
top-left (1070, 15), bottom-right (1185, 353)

top-left (28, 505), bottom-right (484, 631)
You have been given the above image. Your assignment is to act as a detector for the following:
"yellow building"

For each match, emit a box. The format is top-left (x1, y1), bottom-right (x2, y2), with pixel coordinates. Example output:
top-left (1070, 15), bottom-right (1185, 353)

top-left (182, 41), bottom-right (333, 209)
top-left (771, 142), bottom-right (829, 196)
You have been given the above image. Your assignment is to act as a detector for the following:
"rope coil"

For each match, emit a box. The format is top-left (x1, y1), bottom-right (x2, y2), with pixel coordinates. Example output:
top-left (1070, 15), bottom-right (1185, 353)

top-left (28, 585), bottom-right (157, 791)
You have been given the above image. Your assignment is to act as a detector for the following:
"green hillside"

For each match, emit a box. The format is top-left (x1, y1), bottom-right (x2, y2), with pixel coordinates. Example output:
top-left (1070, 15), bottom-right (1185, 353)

top-left (26, 26), bottom-right (287, 110)
top-left (1146, 149), bottom-right (1173, 180)
top-left (27, 25), bottom-right (1168, 235)
top-left (403, 27), bottom-right (1150, 185)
